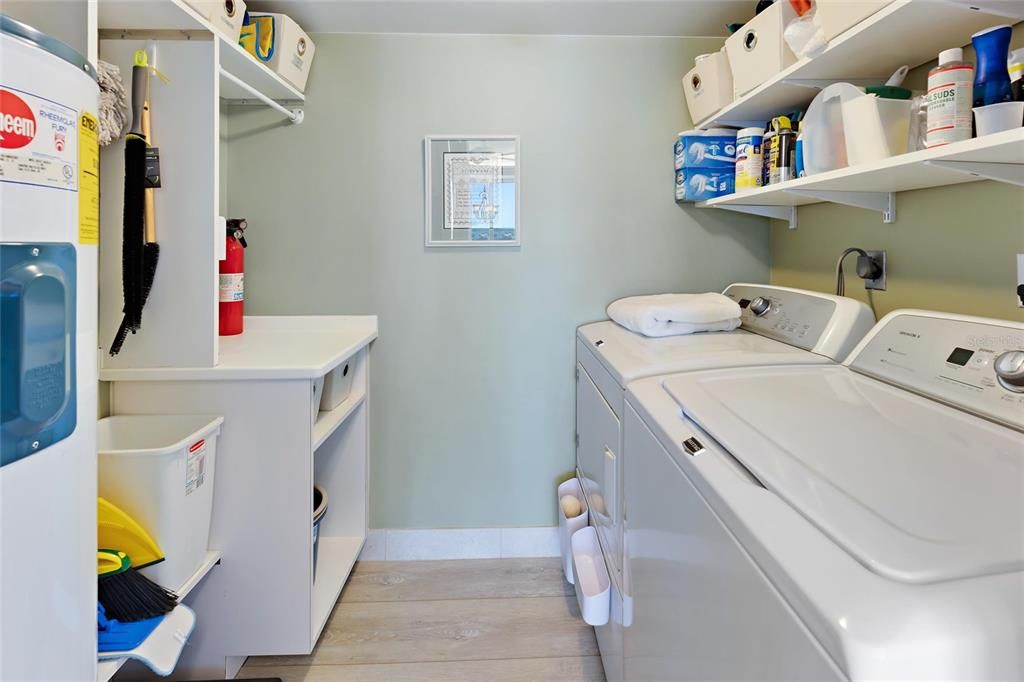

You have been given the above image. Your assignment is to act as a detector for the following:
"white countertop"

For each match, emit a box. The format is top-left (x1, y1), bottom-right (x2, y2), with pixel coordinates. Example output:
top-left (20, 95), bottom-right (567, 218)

top-left (99, 316), bottom-right (378, 381)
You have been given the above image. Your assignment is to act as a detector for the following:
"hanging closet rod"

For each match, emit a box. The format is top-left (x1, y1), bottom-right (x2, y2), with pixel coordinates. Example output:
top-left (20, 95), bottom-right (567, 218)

top-left (219, 67), bottom-right (304, 124)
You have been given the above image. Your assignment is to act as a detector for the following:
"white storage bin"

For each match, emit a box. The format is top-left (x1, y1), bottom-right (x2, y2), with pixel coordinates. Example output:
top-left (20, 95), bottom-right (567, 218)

top-left (98, 415), bottom-right (224, 591)
top-left (558, 478), bottom-right (590, 584)
top-left (725, 2), bottom-right (798, 97)
top-left (320, 360), bottom-right (354, 411)
top-left (184, 0), bottom-right (246, 41)
top-left (571, 526), bottom-right (611, 626)
top-left (683, 50), bottom-right (734, 125)
top-left (815, 0), bottom-right (891, 42)
top-left (312, 376), bottom-right (325, 426)
top-left (841, 93), bottom-right (911, 166)
top-left (248, 13), bottom-right (316, 92)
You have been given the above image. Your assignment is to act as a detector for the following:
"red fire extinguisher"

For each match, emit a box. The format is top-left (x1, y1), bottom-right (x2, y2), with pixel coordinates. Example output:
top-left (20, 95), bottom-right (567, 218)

top-left (219, 218), bottom-right (247, 336)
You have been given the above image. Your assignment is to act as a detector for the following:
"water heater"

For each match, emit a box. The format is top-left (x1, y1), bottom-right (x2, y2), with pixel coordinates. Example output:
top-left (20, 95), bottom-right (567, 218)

top-left (0, 15), bottom-right (99, 681)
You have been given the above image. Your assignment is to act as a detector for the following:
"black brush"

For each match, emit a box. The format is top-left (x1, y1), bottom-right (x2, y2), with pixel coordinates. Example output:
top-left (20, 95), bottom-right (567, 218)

top-left (109, 63), bottom-right (149, 356)
top-left (98, 550), bottom-right (178, 623)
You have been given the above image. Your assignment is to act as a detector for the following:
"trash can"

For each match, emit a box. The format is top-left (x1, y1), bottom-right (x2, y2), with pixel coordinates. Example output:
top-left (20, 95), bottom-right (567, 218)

top-left (98, 415), bottom-right (223, 590)
top-left (313, 484), bottom-right (328, 582)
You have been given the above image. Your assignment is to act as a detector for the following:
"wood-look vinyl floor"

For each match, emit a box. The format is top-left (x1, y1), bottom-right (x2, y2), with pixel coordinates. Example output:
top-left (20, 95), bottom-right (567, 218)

top-left (239, 558), bottom-right (605, 682)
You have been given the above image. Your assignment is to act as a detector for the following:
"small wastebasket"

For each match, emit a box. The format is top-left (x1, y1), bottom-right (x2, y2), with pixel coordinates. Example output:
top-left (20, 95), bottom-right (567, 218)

top-left (313, 484), bottom-right (328, 582)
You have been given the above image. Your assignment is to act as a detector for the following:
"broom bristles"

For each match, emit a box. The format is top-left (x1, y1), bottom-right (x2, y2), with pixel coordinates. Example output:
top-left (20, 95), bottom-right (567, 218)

top-left (98, 568), bottom-right (178, 623)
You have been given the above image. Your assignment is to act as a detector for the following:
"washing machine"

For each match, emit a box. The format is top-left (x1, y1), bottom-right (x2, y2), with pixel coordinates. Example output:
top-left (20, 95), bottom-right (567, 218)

top-left (623, 310), bottom-right (1024, 680)
top-left (571, 283), bottom-right (875, 682)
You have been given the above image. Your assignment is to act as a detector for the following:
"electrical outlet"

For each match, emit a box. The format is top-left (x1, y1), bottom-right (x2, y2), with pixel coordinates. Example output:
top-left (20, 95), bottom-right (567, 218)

top-left (1017, 254), bottom-right (1023, 308)
top-left (864, 250), bottom-right (886, 291)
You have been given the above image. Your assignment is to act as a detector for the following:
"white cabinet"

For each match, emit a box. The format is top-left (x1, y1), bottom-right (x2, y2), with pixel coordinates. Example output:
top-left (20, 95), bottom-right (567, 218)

top-left (102, 316), bottom-right (376, 678)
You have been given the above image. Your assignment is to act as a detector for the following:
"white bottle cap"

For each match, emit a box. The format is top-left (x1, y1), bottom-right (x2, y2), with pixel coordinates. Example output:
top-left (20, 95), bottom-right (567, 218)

top-left (938, 47), bottom-right (962, 65)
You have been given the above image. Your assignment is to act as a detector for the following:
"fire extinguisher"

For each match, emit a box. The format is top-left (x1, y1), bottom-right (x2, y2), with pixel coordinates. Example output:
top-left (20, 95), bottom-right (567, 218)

top-left (219, 218), bottom-right (247, 336)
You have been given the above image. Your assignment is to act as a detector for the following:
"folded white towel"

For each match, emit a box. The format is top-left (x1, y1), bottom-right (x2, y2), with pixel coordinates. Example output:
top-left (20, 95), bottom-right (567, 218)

top-left (607, 292), bottom-right (742, 338)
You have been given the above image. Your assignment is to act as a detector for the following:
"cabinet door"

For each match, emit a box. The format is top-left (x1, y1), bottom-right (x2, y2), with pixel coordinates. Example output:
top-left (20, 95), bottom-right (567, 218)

top-left (576, 364), bottom-right (622, 575)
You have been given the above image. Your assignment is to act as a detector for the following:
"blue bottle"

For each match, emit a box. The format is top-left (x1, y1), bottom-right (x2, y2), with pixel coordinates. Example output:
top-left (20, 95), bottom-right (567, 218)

top-left (971, 25), bottom-right (1013, 107)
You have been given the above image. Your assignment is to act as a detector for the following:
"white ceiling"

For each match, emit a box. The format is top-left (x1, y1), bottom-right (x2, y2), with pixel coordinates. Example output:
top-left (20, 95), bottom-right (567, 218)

top-left (246, 0), bottom-right (755, 37)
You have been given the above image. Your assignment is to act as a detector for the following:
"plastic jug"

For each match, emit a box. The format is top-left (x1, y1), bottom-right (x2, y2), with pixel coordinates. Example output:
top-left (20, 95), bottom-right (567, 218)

top-left (801, 83), bottom-right (860, 175)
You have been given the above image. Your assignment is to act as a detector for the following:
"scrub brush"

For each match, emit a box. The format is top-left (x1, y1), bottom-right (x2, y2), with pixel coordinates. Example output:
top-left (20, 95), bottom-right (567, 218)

top-left (98, 549), bottom-right (178, 623)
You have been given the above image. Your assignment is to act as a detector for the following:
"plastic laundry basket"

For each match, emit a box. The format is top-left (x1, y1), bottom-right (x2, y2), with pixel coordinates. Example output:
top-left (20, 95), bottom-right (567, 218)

top-left (98, 415), bottom-right (223, 590)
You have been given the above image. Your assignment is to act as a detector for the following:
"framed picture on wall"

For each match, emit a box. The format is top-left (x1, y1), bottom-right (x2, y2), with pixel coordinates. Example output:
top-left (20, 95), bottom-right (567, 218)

top-left (424, 136), bottom-right (520, 247)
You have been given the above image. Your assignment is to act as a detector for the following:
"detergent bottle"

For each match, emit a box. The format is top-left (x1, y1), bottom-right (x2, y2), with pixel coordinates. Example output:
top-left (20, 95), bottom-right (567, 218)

top-left (971, 25), bottom-right (1013, 107)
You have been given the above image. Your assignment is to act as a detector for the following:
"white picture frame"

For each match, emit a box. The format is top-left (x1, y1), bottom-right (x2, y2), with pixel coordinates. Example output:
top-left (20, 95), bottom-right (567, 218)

top-left (424, 135), bottom-right (520, 248)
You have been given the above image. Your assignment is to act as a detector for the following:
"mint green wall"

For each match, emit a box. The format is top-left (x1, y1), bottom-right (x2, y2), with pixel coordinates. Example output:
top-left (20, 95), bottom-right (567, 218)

top-left (772, 24), bottom-right (1024, 322)
top-left (225, 33), bottom-right (770, 529)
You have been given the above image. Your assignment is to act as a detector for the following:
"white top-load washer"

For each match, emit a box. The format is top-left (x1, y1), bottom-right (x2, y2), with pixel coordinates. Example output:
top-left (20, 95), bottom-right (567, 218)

top-left (573, 284), bottom-right (874, 682)
top-left (624, 310), bottom-right (1024, 680)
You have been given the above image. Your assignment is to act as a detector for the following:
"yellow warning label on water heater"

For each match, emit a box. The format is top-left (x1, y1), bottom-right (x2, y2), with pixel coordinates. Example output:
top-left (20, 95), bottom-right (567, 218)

top-left (78, 111), bottom-right (99, 245)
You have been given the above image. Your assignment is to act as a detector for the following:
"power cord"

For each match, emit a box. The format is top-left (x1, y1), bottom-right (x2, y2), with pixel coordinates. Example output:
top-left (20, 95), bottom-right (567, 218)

top-left (835, 247), bottom-right (884, 296)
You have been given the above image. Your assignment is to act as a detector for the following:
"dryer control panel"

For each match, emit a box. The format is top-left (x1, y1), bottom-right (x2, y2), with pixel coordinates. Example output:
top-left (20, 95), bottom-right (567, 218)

top-left (850, 312), bottom-right (1024, 431)
top-left (723, 284), bottom-right (874, 361)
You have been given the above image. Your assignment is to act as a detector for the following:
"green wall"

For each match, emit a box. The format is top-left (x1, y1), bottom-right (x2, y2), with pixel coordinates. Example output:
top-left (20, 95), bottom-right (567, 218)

top-left (772, 24), bottom-right (1024, 321)
top-left (225, 33), bottom-right (770, 529)
top-left (771, 181), bottom-right (1024, 320)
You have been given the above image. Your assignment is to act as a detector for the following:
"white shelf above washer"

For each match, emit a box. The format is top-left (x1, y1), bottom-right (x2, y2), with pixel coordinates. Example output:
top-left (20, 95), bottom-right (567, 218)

top-left (695, 0), bottom-right (1024, 129)
top-left (697, 128), bottom-right (1024, 228)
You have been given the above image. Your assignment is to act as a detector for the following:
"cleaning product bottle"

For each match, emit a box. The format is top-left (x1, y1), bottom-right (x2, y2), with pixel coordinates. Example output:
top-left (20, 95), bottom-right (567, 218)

top-left (971, 25), bottom-right (1013, 107)
top-left (769, 116), bottom-right (795, 185)
top-left (735, 127), bottom-right (764, 192)
top-left (1009, 48), bottom-right (1024, 102)
top-left (794, 123), bottom-right (805, 178)
top-left (761, 125), bottom-right (776, 186)
top-left (926, 48), bottom-right (974, 148)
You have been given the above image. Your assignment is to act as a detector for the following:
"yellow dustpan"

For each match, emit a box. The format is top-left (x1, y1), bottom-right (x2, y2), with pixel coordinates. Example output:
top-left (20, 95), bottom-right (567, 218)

top-left (98, 498), bottom-right (165, 569)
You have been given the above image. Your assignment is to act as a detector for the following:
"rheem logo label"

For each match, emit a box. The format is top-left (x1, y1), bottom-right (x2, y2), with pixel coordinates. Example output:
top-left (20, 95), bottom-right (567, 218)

top-left (0, 90), bottom-right (37, 149)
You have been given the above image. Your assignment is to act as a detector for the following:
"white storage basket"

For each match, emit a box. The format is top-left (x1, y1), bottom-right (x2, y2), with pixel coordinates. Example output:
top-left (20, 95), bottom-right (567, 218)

top-left (247, 13), bottom-right (316, 92)
top-left (725, 2), bottom-right (798, 97)
top-left (571, 526), bottom-right (611, 626)
top-left (321, 360), bottom-right (354, 411)
top-left (683, 50), bottom-right (734, 125)
top-left (98, 415), bottom-right (223, 590)
top-left (558, 478), bottom-right (590, 584)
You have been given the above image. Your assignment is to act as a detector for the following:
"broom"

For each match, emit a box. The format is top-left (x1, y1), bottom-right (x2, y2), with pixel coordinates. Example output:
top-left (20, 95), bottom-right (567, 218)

top-left (98, 550), bottom-right (178, 623)
top-left (110, 53), bottom-right (156, 355)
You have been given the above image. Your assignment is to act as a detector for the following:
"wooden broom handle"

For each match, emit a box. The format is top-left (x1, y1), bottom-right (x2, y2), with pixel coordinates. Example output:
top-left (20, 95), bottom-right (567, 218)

top-left (142, 102), bottom-right (156, 243)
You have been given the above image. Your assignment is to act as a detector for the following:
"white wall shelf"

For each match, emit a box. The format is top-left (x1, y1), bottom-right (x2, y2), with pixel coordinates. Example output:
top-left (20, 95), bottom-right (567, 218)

top-left (694, 0), bottom-right (1024, 129)
top-left (697, 128), bottom-right (1024, 226)
top-left (97, 551), bottom-right (222, 682)
top-left (314, 390), bottom-right (367, 451)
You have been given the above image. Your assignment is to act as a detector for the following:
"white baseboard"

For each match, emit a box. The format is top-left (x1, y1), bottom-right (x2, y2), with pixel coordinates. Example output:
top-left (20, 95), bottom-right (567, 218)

top-left (358, 526), bottom-right (559, 561)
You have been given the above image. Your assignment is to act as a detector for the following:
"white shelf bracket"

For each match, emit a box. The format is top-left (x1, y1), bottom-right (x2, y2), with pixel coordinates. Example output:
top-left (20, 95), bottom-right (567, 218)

top-left (923, 160), bottom-right (1024, 187)
top-left (219, 67), bottom-right (304, 124)
top-left (713, 204), bottom-right (798, 230)
top-left (786, 189), bottom-right (896, 223)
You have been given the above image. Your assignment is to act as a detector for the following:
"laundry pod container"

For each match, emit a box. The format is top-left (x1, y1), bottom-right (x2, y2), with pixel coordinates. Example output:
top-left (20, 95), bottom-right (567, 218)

top-left (313, 485), bottom-right (328, 582)
top-left (98, 415), bottom-right (223, 590)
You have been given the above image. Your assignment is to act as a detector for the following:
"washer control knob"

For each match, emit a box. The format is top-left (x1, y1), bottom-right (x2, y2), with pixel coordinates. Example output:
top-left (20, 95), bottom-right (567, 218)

top-left (749, 296), bottom-right (772, 317)
top-left (994, 351), bottom-right (1024, 393)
